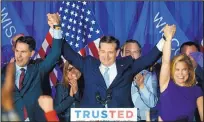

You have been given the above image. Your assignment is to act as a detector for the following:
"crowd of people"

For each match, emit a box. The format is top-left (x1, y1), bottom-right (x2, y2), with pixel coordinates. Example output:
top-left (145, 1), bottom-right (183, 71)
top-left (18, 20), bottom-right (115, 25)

top-left (1, 13), bottom-right (203, 122)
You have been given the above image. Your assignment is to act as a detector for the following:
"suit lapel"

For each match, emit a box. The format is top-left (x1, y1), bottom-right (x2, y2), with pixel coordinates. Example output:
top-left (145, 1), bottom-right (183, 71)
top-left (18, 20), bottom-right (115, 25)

top-left (20, 63), bottom-right (35, 95)
top-left (109, 61), bottom-right (124, 89)
top-left (22, 64), bottom-right (33, 88)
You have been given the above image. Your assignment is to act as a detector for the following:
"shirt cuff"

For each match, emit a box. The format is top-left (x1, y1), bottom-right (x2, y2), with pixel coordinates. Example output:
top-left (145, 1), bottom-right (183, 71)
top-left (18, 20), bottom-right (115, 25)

top-left (45, 110), bottom-right (59, 121)
top-left (49, 28), bottom-right (62, 39)
top-left (133, 81), bottom-right (137, 87)
top-left (7, 110), bottom-right (20, 121)
top-left (156, 38), bottom-right (165, 52)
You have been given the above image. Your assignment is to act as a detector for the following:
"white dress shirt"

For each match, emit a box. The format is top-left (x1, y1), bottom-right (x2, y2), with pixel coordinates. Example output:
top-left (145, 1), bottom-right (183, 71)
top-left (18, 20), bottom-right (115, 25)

top-left (15, 64), bottom-right (27, 89)
top-left (99, 63), bottom-right (117, 88)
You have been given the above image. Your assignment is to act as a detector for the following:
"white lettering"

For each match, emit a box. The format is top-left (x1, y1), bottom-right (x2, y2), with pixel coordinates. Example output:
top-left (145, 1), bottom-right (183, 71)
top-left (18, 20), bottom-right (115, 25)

top-left (6, 26), bottom-right (16, 38)
top-left (1, 7), bottom-right (11, 24)
top-left (154, 12), bottom-right (180, 56)
top-left (154, 12), bottom-right (166, 33)
top-left (1, 7), bottom-right (17, 38)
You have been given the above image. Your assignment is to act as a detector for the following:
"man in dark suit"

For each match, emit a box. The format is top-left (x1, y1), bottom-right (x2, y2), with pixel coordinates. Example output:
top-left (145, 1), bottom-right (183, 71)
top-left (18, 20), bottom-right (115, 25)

top-left (51, 14), bottom-right (176, 108)
top-left (1, 13), bottom-right (62, 121)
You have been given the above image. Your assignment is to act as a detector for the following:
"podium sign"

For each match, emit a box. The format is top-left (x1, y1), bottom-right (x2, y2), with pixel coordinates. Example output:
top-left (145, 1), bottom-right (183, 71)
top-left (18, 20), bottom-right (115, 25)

top-left (71, 108), bottom-right (137, 121)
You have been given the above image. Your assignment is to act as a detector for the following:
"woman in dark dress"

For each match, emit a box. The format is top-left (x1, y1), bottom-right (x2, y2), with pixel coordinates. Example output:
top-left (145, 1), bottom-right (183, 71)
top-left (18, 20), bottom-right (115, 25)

top-left (54, 61), bottom-right (84, 121)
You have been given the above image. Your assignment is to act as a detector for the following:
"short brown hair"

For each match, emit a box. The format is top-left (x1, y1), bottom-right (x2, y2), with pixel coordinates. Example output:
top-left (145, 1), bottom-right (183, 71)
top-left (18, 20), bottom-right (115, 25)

top-left (170, 54), bottom-right (196, 87)
top-left (121, 39), bottom-right (141, 54)
top-left (99, 36), bottom-right (120, 50)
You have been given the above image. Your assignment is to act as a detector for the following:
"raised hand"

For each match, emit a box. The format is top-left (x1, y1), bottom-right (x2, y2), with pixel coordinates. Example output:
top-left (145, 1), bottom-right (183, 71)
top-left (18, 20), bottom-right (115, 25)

top-left (163, 24), bottom-right (176, 41)
top-left (134, 73), bottom-right (145, 89)
top-left (38, 95), bottom-right (54, 113)
top-left (47, 13), bottom-right (60, 28)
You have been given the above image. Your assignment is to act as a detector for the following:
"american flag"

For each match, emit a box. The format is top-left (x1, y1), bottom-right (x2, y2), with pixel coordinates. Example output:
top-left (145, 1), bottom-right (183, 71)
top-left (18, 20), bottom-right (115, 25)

top-left (35, 1), bottom-right (103, 97)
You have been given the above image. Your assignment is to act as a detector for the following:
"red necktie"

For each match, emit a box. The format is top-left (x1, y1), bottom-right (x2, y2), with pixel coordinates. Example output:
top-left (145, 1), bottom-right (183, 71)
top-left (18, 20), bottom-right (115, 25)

top-left (19, 68), bottom-right (25, 90)
top-left (18, 68), bottom-right (28, 120)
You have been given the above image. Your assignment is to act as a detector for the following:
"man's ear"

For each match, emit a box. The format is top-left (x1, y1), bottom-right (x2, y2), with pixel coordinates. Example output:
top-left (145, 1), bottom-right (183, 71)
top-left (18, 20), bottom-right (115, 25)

top-left (120, 50), bottom-right (124, 57)
top-left (31, 50), bottom-right (35, 57)
top-left (116, 49), bottom-right (120, 57)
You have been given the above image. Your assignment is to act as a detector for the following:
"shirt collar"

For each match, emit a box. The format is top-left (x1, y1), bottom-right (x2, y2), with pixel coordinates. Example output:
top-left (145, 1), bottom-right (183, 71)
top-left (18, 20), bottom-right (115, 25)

top-left (15, 63), bottom-right (27, 72)
top-left (100, 62), bottom-right (116, 70)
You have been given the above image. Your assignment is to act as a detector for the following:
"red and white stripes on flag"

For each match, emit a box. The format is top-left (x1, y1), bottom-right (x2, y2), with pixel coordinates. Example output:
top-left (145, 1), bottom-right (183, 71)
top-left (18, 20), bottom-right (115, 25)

top-left (35, 29), bottom-right (101, 92)
top-left (35, 1), bottom-right (103, 95)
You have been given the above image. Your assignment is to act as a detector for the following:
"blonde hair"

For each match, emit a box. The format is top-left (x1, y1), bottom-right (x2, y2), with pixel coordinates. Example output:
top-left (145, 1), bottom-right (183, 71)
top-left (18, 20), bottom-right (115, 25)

top-left (170, 54), bottom-right (196, 87)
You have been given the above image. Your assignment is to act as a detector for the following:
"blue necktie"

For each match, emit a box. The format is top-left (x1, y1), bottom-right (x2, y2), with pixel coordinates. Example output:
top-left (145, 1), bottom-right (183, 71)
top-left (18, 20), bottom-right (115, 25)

top-left (103, 67), bottom-right (110, 88)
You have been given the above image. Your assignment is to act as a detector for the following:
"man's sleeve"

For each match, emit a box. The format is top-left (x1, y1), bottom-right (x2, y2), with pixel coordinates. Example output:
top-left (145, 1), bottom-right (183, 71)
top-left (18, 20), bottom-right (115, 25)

top-left (61, 38), bottom-right (85, 72)
top-left (131, 38), bottom-right (164, 74)
top-left (138, 72), bottom-right (158, 108)
top-left (39, 28), bottom-right (63, 73)
top-left (195, 65), bottom-right (204, 82)
top-left (54, 84), bottom-right (75, 114)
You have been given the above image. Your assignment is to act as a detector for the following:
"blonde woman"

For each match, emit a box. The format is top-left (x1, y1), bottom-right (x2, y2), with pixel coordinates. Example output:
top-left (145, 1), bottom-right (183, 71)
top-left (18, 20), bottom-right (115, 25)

top-left (158, 25), bottom-right (203, 121)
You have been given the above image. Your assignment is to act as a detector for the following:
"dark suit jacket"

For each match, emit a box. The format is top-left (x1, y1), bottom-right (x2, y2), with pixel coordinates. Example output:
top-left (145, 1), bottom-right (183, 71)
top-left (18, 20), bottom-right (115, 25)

top-left (62, 39), bottom-right (162, 108)
top-left (1, 38), bottom-right (62, 121)
top-left (195, 65), bottom-right (204, 91)
top-left (54, 83), bottom-right (81, 121)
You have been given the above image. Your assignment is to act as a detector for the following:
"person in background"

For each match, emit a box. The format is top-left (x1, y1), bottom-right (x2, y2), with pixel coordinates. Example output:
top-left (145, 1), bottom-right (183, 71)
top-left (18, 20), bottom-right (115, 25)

top-left (200, 38), bottom-right (203, 52)
top-left (54, 61), bottom-right (83, 121)
top-left (1, 34), bottom-right (24, 71)
top-left (180, 41), bottom-right (204, 89)
top-left (121, 40), bottom-right (158, 121)
top-left (158, 25), bottom-right (203, 121)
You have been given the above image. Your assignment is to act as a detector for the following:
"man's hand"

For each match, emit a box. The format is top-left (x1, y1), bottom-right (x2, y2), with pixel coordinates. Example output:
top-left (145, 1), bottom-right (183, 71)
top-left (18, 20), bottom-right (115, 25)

top-left (163, 24), bottom-right (176, 41)
top-left (47, 13), bottom-right (60, 28)
top-left (38, 95), bottom-right (54, 113)
top-left (134, 73), bottom-right (145, 89)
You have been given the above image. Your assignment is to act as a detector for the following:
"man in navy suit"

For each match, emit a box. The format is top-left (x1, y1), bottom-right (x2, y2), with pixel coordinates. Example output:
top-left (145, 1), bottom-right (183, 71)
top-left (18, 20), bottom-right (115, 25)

top-left (51, 14), bottom-right (176, 108)
top-left (1, 13), bottom-right (62, 121)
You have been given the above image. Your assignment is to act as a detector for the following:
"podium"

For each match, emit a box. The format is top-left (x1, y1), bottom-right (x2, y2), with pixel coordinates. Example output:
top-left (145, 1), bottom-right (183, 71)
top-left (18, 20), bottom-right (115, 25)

top-left (71, 108), bottom-right (138, 121)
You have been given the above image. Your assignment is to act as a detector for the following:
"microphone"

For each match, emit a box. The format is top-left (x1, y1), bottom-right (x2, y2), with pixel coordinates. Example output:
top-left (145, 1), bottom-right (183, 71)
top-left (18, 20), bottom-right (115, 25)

top-left (95, 92), bottom-right (105, 106)
top-left (95, 89), bottom-right (112, 107)
top-left (106, 89), bottom-right (112, 101)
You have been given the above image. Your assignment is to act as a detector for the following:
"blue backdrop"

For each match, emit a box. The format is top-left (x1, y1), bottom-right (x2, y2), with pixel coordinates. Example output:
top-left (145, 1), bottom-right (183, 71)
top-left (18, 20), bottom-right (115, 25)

top-left (1, 1), bottom-right (203, 67)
